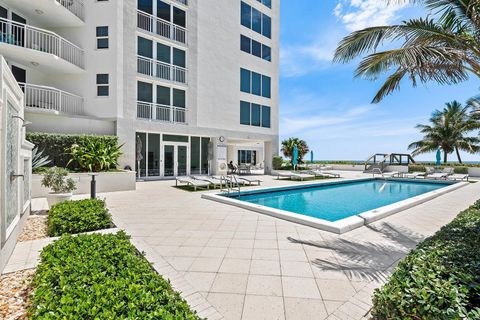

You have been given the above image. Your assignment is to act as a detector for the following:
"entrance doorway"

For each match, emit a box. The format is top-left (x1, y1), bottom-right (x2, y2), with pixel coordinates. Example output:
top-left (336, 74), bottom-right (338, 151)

top-left (163, 143), bottom-right (188, 177)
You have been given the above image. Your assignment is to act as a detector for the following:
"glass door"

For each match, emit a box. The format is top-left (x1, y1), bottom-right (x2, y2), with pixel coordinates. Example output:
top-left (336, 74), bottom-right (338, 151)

top-left (164, 145), bottom-right (175, 177)
top-left (178, 146), bottom-right (187, 176)
top-left (163, 143), bottom-right (189, 177)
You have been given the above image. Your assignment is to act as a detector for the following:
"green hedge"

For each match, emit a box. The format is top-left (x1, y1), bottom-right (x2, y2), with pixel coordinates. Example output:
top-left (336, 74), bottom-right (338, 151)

top-left (408, 165), bottom-right (469, 174)
top-left (372, 203), bottom-right (480, 319)
top-left (27, 132), bottom-right (119, 169)
top-left (48, 199), bottom-right (113, 236)
top-left (30, 232), bottom-right (201, 319)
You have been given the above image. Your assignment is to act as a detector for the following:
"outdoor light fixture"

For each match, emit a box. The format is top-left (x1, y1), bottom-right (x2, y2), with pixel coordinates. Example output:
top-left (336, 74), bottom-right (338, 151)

top-left (35, 9), bottom-right (44, 15)
top-left (11, 115), bottom-right (32, 127)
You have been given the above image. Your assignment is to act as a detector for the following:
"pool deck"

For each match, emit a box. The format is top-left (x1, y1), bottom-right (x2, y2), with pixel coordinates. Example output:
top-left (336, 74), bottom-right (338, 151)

top-left (6, 171), bottom-right (480, 320)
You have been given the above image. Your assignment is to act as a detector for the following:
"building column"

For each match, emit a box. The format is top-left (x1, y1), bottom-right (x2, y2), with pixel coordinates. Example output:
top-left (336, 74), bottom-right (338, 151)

top-left (210, 137), bottom-right (228, 176)
top-left (263, 137), bottom-right (279, 175)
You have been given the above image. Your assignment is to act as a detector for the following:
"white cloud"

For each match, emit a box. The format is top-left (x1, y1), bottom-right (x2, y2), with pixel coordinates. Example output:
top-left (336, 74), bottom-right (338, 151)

top-left (334, 0), bottom-right (408, 31)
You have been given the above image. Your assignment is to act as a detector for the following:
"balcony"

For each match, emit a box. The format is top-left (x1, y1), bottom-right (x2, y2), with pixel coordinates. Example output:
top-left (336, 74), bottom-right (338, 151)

top-left (20, 83), bottom-right (84, 116)
top-left (137, 101), bottom-right (187, 124)
top-left (0, 18), bottom-right (84, 73)
top-left (137, 56), bottom-right (187, 84)
top-left (2, 0), bottom-right (84, 28)
top-left (137, 10), bottom-right (187, 45)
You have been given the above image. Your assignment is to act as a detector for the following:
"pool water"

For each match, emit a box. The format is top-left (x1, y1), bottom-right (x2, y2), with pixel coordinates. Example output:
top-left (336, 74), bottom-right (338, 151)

top-left (229, 180), bottom-right (450, 222)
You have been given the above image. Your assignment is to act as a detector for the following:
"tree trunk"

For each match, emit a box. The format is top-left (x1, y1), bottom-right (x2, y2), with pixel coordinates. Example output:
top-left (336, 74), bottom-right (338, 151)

top-left (444, 152), bottom-right (448, 164)
top-left (455, 147), bottom-right (463, 164)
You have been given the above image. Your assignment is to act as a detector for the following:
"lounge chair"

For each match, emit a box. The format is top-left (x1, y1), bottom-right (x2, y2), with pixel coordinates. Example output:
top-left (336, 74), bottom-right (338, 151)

top-left (306, 170), bottom-right (340, 178)
top-left (403, 172), bottom-right (426, 179)
top-left (276, 171), bottom-right (315, 181)
top-left (382, 171), bottom-right (401, 178)
top-left (426, 172), bottom-right (448, 180)
top-left (192, 176), bottom-right (223, 188)
top-left (231, 175), bottom-right (262, 186)
top-left (176, 177), bottom-right (210, 191)
top-left (447, 174), bottom-right (469, 181)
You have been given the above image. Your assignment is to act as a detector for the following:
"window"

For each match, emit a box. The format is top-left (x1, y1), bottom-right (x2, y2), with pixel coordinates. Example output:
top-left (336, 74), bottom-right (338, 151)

top-left (252, 8), bottom-right (262, 33)
top-left (240, 101), bottom-right (251, 125)
top-left (157, 0), bottom-right (170, 21)
top-left (138, 36), bottom-right (152, 58)
top-left (240, 68), bottom-right (251, 93)
top-left (240, 35), bottom-right (250, 53)
top-left (262, 44), bottom-right (271, 61)
top-left (238, 150), bottom-right (257, 165)
top-left (262, 0), bottom-right (272, 9)
top-left (262, 15), bottom-right (272, 38)
top-left (96, 26), bottom-right (109, 49)
top-left (173, 48), bottom-right (186, 67)
top-left (252, 40), bottom-right (262, 58)
top-left (96, 74), bottom-right (109, 96)
top-left (262, 106), bottom-right (271, 128)
top-left (156, 85), bottom-right (170, 105)
top-left (241, 2), bottom-right (251, 28)
top-left (251, 103), bottom-right (261, 126)
top-left (137, 81), bottom-right (153, 102)
top-left (138, 0), bottom-right (152, 14)
top-left (157, 43), bottom-right (170, 63)
top-left (173, 7), bottom-right (186, 27)
top-left (262, 75), bottom-right (271, 98)
top-left (172, 88), bottom-right (186, 108)
top-left (251, 72), bottom-right (261, 96)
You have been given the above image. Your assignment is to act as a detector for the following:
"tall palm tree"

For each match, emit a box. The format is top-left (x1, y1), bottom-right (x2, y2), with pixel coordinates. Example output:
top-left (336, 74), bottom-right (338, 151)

top-left (408, 101), bottom-right (480, 163)
top-left (334, 0), bottom-right (480, 103)
top-left (281, 138), bottom-right (309, 166)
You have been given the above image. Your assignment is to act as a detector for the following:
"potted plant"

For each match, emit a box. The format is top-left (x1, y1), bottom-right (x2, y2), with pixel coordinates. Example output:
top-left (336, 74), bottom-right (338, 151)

top-left (41, 167), bottom-right (77, 208)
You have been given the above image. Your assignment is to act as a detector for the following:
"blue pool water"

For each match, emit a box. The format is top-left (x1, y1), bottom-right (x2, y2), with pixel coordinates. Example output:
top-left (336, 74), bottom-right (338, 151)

top-left (230, 180), bottom-right (451, 222)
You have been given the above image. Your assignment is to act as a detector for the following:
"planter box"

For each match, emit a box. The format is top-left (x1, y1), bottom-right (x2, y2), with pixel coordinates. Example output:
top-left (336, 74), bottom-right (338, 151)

top-left (32, 171), bottom-right (136, 198)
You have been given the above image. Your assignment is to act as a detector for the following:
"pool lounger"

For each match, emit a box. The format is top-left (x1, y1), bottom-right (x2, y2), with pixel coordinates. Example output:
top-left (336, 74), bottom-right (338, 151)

top-left (307, 170), bottom-right (340, 178)
top-left (426, 172), bottom-right (448, 180)
top-left (403, 172), bottom-right (426, 179)
top-left (276, 172), bottom-right (315, 181)
top-left (382, 171), bottom-right (401, 178)
top-left (231, 175), bottom-right (262, 186)
top-left (447, 174), bottom-right (469, 181)
top-left (176, 177), bottom-right (211, 191)
top-left (191, 176), bottom-right (223, 188)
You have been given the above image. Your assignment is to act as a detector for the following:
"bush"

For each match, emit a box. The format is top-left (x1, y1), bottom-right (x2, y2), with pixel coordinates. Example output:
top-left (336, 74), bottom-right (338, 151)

top-left (67, 138), bottom-right (123, 172)
top-left (30, 232), bottom-right (201, 319)
top-left (48, 199), bottom-right (113, 236)
top-left (454, 166), bottom-right (469, 174)
top-left (372, 204), bottom-right (480, 319)
top-left (272, 156), bottom-right (283, 170)
top-left (41, 167), bottom-right (76, 194)
top-left (26, 132), bottom-right (119, 170)
top-left (408, 164), bottom-right (426, 173)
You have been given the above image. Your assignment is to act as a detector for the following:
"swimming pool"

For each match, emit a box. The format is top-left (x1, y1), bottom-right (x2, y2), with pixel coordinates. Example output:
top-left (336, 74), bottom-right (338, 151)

top-left (202, 178), bottom-right (468, 233)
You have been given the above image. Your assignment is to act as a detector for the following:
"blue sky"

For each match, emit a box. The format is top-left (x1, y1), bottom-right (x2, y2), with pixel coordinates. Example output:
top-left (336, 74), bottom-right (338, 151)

top-left (279, 0), bottom-right (480, 162)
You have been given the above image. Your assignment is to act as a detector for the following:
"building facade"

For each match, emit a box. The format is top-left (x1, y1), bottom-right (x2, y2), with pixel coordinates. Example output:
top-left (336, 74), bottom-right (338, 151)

top-left (0, 0), bottom-right (279, 178)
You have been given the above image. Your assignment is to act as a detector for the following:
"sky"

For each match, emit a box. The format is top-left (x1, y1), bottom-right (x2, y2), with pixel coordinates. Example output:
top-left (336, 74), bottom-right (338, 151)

top-left (279, 0), bottom-right (480, 162)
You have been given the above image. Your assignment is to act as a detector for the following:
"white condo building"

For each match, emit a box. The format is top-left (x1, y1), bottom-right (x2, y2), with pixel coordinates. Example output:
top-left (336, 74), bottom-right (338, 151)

top-left (0, 0), bottom-right (279, 178)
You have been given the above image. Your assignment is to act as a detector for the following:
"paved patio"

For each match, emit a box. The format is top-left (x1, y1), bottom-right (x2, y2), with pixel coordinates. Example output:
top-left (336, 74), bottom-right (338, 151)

top-left (102, 172), bottom-right (480, 320)
top-left (5, 171), bottom-right (480, 319)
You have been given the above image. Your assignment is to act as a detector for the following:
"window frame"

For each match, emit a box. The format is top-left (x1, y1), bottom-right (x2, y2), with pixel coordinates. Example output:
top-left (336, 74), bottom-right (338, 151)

top-left (96, 74), bottom-right (110, 97)
top-left (96, 26), bottom-right (109, 49)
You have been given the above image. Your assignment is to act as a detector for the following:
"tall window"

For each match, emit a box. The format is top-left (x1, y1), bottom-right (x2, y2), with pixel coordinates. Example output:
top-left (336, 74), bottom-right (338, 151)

top-left (240, 101), bottom-right (271, 128)
top-left (138, 36), bottom-right (153, 58)
top-left (96, 74), bottom-right (109, 96)
top-left (240, 68), bottom-right (271, 98)
top-left (96, 26), bottom-right (109, 49)
top-left (240, 35), bottom-right (271, 62)
top-left (137, 81), bottom-right (153, 102)
top-left (240, 2), bottom-right (272, 39)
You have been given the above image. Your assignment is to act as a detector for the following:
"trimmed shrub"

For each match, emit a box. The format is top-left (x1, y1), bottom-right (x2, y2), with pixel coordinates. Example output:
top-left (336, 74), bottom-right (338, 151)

top-left (26, 132), bottom-right (119, 169)
top-left (372, 204), bottom-right (480, 319)
top-left (48, 199), bottom-right (113, 236)
top-left (30, 232), bottom-right (202, 319)
top-left (272, 156), bottom-right (283, 170)
top-left (408, 164), bottom-right (426, 173)
top-left (454, 166), bottom-right (469, 174)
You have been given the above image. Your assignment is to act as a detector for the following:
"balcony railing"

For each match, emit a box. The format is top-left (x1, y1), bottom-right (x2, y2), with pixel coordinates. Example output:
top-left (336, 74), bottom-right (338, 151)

top-left (137, 101), bottom-right (187, 124)
top-left (137, 10), bottom-right (187, 44)
top-left (0, 18), bottom-right (85, 69)
top-left (57, 0), bottom-right (85, 21)
top-left (19, 83), bottom-right (84, 115)
top-left (137, 56), bottom-right (187, 84)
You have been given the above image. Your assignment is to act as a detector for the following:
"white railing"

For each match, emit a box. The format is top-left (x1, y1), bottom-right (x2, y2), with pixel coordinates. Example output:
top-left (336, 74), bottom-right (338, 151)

top-left (57, 0), bottom-right (85, 21)
top-left (137, 10), bottom-right (187, 44)
top-left (0, 18), bottom-right (85, 69)
top-left (137, 101), bottom-right (187, 124)
top-left (137, 56), bottom-right (187, 84)
top-left (19, 83), bottom-right (84, 115)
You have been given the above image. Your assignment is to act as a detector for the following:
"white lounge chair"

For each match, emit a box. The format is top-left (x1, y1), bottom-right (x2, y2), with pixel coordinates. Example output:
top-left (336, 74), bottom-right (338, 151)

top-left (276, 171), bottom-right (315, 181)
top-left (403, 172), bottom-right (426, 179)
top-left (306, 170), bottom-right (340, 178)
top-left (426, 172), bottom-right (448, 180)
top-left (382, 171), bottom-right (401, 178)
top-left (192, 176), bottom-right (222, 188)
top-left (231, 175), bottom-right (262, 186)
top-left (176, 177), bottom-right (211, 191)
top-left (447, 174), bottom-right (469, 181)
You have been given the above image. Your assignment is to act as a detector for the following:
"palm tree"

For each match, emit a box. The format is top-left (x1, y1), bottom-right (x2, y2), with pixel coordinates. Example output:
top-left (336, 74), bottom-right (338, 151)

top-left (281, 138), bottom-right (309, 166)
top-left (408, 101), bottom-right (480, 163)
top-left (334, 0), bottom-right (480, 103)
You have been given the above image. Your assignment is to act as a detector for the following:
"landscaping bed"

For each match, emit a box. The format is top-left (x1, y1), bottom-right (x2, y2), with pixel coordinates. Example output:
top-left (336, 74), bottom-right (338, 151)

top-left (18, 215), bottom-right (48, 242)
top-left (372, 201), bottom-right (480, 319)
top-left (0, 269), bottom-right (34, 319)
top-left (30, 232), bottom-right (201, 319)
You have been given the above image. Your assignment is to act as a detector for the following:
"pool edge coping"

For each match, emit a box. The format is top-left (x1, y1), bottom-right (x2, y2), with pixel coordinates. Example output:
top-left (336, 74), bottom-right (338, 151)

top-left (201, 178), bottom-right (470, 234)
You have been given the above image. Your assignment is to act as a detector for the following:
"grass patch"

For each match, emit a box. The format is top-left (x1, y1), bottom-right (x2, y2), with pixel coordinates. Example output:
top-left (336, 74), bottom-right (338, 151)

top-left (47, 199), bottom-right (113, 236)
top-left (372, 202), bottom-right (480, 319)
top-left (30, 232), bottom-right (202, 319)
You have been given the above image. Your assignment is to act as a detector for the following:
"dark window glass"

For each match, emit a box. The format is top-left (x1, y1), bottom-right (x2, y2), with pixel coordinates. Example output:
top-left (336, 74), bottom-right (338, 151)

top-left (137, 81), bottom-right (153, 102)
top-left (262, 44), bottom-right (271, 61)
top-left (262, 15), bottom-right (271, 38)
top-left (201, 137), bottom-right (209, 174)
top-left (173, 7), bottom-right (186, 27)
top-left (251, 104), bottom-right (261, 126)
top-left (173, 48), bottom-right (186, 67)
top-left (172, 88), bottom-right (186, 108)
top-left (137, 0), bottom-right (153, 14)
top-left (96, 26), bottom-right (108, 37)
top-left (240, 35), bottom-right (251, 53)
top-left (252, 8), bottom-right (262, 33)
top-left (240, 101), bottom-right (251, 125)
top-left (0, 6), bottom-right (8, 19)
top-left (97, 86), bottom-right (109, 96)
top-left (96, 74), bottom-right (109, 84)
top-left (252, 40), bottom-right (262, 58)
top-left (157, 43), bottom-right (170, 63)
top-left (263, 0), bottom-right (272, 9)
top-left (251, 72), bottom-right (261, 96)
top-left (240, 68), bottom-right (251, 93)
top-left (156, 85), bottom-right (170, 105)
top-left (137, 37), bottom-right (153, 58)
top-left (163, 134), bottom-right (189, 142)
top-left (157, 0), bottom-right (170, 21)
top-left (191, 136), bottom-right (200, 174)
top-left (11, 66), bottom-right (26, 84)
top-left (241, 2), bottom-right (251, 28)
top-left (97, 38), bottom-right (109, 49)
top-left (262, 75), bottom-right (271, 98)
top-left (262, 106), bottom-right (271, 128)
top-left (12, 13), bottom-right (26, 24)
